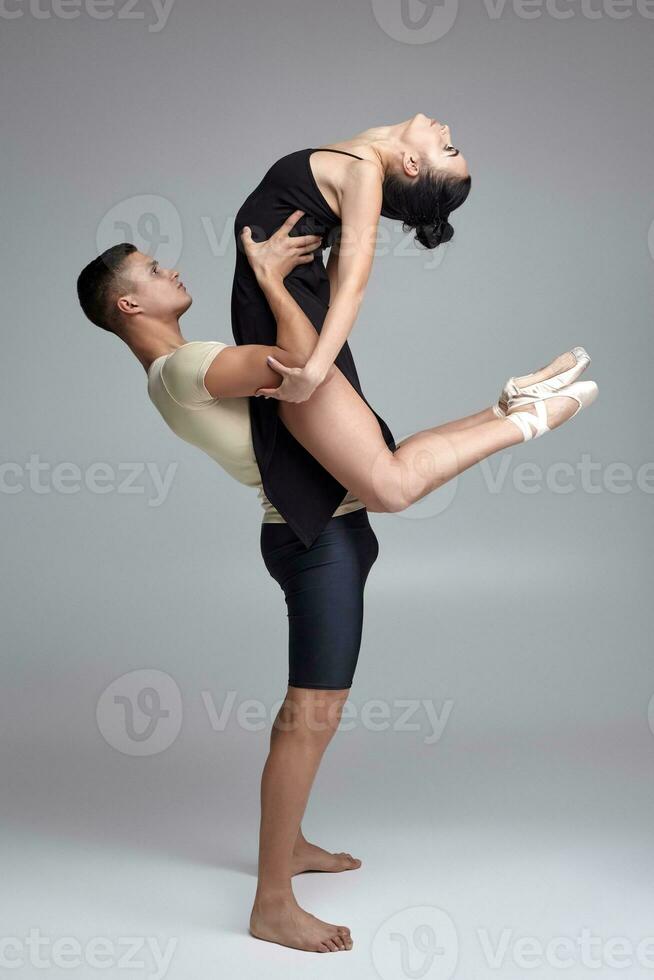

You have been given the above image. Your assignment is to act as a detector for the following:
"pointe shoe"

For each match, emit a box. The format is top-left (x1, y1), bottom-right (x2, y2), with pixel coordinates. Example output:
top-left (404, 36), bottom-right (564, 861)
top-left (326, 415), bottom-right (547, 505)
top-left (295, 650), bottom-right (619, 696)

top-left (491, 346), bottom-right (591, 418)
top-left (504, 379), bottom-right (599, 442)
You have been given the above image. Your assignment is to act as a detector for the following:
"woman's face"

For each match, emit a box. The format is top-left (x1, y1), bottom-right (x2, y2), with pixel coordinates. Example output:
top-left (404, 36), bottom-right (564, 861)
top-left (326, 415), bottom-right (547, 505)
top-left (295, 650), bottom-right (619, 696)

top-left (400, 112), bottom-right (469, 180)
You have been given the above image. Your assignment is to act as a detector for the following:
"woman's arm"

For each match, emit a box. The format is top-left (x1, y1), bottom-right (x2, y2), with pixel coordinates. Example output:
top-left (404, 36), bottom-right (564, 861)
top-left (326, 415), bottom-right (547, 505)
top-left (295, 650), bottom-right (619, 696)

top-left (254, 161), bottom-right (382, 403)
top-left (302, 160), bottom-right (382, 384)
top-left (325, 234), bottom-right (340, 297)
top-left (238, 172), bottom-right (382, 401)
top-left (206, 195), bottom-right (381, 402)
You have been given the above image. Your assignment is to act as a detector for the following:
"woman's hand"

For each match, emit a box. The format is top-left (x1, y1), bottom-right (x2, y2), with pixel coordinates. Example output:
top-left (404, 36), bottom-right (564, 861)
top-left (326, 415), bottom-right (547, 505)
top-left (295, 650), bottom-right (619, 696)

top-left (255, 356), bottom-right (325, 403)
top-left (241, 210), bottom-right (322, 284)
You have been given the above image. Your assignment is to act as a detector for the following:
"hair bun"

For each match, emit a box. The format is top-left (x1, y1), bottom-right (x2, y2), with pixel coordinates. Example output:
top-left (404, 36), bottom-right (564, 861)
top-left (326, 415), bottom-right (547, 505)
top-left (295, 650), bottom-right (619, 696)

top-left (414, 217), bottom-right (454, 250)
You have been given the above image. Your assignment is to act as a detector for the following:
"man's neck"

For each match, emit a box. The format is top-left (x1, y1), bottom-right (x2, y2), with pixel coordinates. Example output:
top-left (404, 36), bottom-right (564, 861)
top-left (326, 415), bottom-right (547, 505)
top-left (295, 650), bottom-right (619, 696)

top-left (125, 316), bottom-right (188, 373)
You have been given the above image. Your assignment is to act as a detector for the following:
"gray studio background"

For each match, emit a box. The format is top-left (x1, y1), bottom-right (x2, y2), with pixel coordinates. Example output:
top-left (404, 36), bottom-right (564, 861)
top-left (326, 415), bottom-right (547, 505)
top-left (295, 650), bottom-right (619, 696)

top-left (2, 1), bottom-right (653, 977)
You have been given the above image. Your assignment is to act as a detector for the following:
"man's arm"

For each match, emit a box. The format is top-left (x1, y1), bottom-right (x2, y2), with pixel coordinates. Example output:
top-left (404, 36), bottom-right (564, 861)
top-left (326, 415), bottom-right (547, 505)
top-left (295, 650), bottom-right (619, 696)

top-left (202, 343), bottom-right (309, 399)
top-left (239, 211), bottom-right (343, 392)
top-left (203, 211), bottom-right (335, 399)
top-left (257, 272), bottom-right (320, 362)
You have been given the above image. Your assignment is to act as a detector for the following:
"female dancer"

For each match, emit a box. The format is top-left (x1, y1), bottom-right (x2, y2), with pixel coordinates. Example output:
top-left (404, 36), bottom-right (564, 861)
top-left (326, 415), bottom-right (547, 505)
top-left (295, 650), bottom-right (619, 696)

top-left (231, 113), bottom-right (596, 547)
top-left (231, 113), bottom-right (473, 548)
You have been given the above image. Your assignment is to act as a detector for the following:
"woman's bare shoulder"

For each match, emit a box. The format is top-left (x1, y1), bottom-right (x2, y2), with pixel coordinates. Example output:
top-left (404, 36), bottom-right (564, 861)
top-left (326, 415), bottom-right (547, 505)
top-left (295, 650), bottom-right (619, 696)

top-left (311, 147), bottom-right (382, 216)
top-left (318, 147), bottom-right (382, 186)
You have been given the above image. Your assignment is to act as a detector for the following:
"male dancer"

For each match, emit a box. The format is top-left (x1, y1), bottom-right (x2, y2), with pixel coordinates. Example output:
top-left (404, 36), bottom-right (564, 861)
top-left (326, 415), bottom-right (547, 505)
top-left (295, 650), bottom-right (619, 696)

top-left (77, 214), bottom-right (364, 954)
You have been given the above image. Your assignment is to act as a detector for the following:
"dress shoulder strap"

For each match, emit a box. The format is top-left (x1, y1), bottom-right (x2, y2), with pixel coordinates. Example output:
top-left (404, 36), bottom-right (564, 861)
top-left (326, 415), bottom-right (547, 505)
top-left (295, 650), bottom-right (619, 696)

top-left (311, 147), bottom-right (364, 161)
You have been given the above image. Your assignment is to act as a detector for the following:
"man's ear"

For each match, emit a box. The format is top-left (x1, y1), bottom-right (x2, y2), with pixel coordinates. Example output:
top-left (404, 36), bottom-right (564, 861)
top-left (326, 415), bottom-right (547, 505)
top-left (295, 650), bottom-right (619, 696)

top-left (116, 294), bottom-right (142, 317)
top-left (401, 152), bottom-right (420, 178)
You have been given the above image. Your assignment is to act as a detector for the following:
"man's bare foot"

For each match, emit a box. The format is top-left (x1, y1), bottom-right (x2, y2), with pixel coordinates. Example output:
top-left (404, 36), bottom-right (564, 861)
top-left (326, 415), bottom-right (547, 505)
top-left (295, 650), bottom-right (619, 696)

top-left (292, 839), bottom-right (362, 875)
top-left (250, 894), bottom-right (353, 953)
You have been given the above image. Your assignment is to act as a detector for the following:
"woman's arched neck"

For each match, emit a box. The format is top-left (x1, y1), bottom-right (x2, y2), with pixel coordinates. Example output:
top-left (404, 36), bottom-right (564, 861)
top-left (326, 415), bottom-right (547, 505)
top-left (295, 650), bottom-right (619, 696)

top-left (322, 123), bottom-right (405, 179)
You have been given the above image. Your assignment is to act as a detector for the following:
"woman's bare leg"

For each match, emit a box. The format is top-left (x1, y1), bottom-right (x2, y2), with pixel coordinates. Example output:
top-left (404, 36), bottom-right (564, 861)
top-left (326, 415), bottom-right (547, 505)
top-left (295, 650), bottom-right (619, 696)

top-left (250, 687), bottom-right (355, 953)
top-left (276, 370), bottom-right (577, 513)
top-left (265, 277), bottom-right (540, 509)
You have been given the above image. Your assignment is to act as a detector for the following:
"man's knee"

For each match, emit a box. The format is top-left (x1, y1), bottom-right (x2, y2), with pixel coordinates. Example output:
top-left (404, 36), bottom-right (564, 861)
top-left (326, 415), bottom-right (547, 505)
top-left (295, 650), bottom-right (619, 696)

top-left (276, 687), bottom-right (349, 740)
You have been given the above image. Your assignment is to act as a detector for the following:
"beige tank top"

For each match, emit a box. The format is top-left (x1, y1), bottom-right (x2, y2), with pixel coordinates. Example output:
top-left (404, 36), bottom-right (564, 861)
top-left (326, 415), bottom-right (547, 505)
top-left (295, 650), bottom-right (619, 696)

top-left (147, 340), bottom-right (365, 523)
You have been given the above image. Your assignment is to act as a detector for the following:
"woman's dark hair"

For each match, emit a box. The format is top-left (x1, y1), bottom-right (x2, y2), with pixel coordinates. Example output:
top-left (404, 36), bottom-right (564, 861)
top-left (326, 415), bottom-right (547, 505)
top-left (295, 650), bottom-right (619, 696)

top-left (381, 168), bottom-right (472, 250)
top-left (76, 242), bottom-right (137, 333)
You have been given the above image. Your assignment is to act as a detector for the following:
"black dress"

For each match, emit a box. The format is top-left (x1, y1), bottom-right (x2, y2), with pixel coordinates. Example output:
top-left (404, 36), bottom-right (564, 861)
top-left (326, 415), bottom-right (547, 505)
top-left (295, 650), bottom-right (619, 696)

top-left (231, 147), bottom-right (396, 548)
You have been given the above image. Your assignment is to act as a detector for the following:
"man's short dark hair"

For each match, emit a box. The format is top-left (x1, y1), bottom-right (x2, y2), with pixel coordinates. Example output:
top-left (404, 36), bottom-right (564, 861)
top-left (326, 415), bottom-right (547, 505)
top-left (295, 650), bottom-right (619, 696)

top-left (76, 243), bottom-right (137, 334)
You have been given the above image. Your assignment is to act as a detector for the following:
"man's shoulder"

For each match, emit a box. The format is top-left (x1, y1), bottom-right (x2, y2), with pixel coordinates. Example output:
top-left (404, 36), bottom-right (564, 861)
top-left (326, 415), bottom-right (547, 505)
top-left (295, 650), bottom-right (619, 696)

top-left (159, 341), bottom-right (229, 409)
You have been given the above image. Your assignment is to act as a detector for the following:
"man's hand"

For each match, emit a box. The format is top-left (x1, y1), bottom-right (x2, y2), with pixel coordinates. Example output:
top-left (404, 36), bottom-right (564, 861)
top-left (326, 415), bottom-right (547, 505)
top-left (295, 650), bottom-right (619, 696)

top-left (241, 210), bottom-right (322, 284)
top-left (255, 356), bottom-right (325, 403)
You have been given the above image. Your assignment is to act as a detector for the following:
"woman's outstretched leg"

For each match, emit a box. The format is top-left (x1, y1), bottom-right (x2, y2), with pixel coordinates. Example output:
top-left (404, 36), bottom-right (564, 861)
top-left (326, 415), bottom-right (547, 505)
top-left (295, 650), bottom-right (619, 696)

top-left (245, 218), bottom-right (594, 511)
top-left (261, 250), bottom-right (581, 509)
top-left (277, 371), bottom-right (583, 513)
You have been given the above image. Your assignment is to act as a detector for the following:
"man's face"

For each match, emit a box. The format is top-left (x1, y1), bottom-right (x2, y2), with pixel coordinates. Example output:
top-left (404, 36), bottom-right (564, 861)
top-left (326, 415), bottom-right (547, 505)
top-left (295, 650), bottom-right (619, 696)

top-left (118, 250), bottom-right (192, 321)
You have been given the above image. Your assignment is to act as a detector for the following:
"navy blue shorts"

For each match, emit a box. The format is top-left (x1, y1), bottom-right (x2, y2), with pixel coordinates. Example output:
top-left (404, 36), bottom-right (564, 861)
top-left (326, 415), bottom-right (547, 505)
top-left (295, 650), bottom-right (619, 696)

top-left (260, 508), bottom-right (380, 690)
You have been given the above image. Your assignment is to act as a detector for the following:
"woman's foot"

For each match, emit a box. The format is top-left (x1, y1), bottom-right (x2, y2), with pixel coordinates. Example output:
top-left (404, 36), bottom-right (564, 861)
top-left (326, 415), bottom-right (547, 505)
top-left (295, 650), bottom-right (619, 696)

top-left (505, 380), bottom-right (598, 441)
top-left (292, 838), bottom-right (362, 875)
top-left (250, 893), bottom-right (353, 953)
top-left (493, 346), bottom-right (591, 417)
